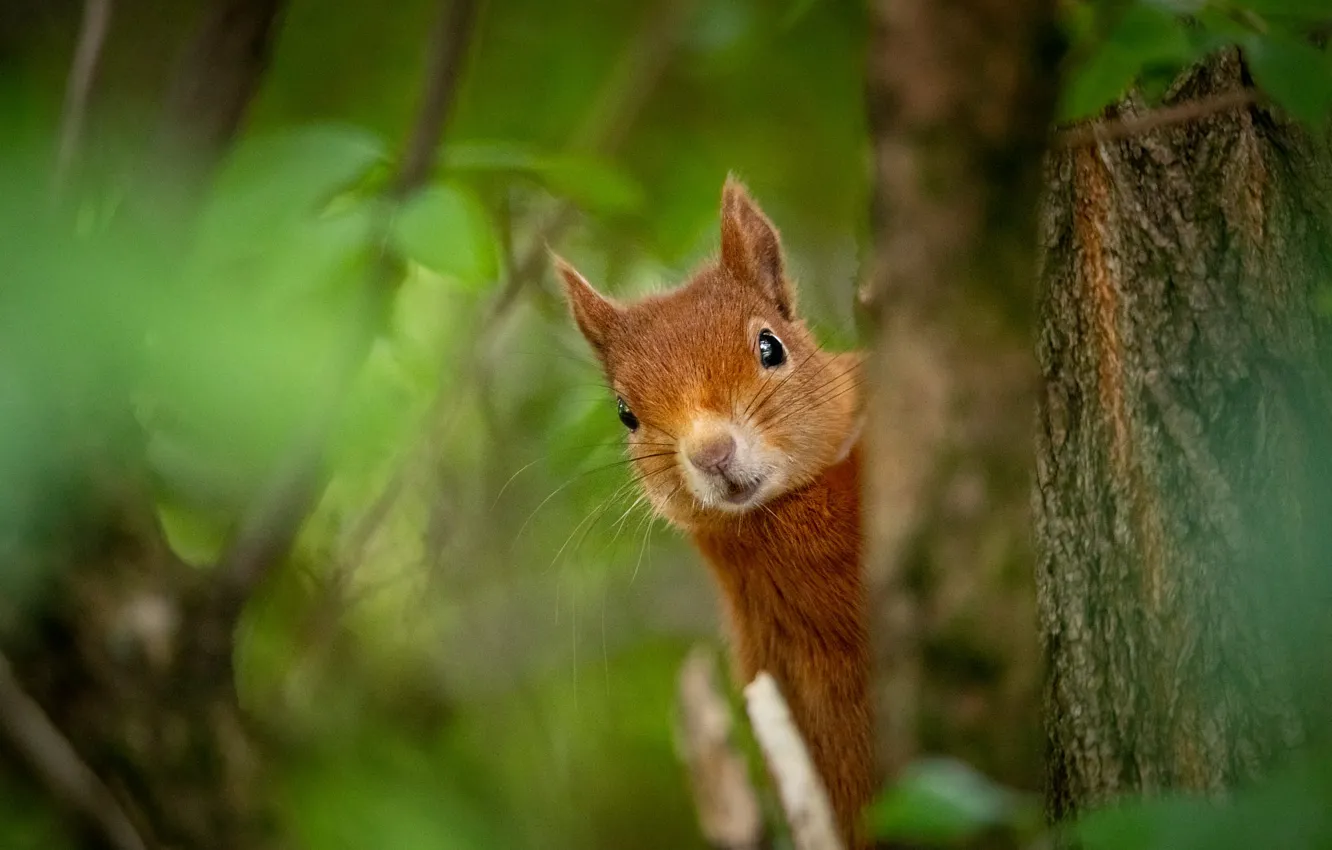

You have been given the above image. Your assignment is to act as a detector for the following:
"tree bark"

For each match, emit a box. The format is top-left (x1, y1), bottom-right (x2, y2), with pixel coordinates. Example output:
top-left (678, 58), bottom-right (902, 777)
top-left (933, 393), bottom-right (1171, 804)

top-left (1035, 52), bottom-right (1332, 818)
top-left (863, 0), bottom-right (1062, 789)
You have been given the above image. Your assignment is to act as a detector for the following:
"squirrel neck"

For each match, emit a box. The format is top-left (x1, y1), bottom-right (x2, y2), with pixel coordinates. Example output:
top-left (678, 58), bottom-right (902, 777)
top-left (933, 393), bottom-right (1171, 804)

top-left (691, 445), bottom-right (864, 641)
top-left (689, 444), bottom-right (872, 844)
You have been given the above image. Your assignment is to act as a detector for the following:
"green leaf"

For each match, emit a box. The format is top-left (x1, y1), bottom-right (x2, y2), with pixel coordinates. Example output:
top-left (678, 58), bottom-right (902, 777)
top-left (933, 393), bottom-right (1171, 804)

top-left (200, 125), bottom-right (387, 250)
top-left (1072, 796), bottom-right (1215, 850)
top-left (219, 125), bottom-right (385, 197)
top-left (869, 758), bottom-right (1037, 844)
top-left (444, 142), bottom-right (644, 214)
top-left (156, 501), bottom-right (229, 567)
top-left (263, 203), bottom-right (377, 300)
top-left (1071, 759), bottom-right (1332, 850)
top-left (1060, 2), bottom-right (1198, 120)
top-left (391, 184), bottom-right (499, 288)
top-left (444, 140), bottom-right (542, 172)
top-left (1246, 34), bottom-right (1332, 129)
top-left (1062, 47), bottom-right (1145, 120)
top-left (1114, 2), bottom-right (1193, 57)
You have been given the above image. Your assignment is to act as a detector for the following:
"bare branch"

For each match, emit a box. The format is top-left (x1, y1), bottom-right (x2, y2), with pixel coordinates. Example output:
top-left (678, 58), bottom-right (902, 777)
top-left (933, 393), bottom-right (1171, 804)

top-left (54, 0), bottom-right (112, 195)
top-left (0, 652), bottom-right (147, 850)
top-left (675, 647), bottom-right (764, 850)
top-left (744, 673), bottom-right (844, 850)
top-left (1055, 89), bottom-right (1258, 149)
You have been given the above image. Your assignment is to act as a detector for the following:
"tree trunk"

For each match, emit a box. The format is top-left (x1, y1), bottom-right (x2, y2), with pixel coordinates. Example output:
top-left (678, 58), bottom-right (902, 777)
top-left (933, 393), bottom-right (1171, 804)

top-left (863, 0), bottom-right (1061, 789)
top-left (1035, 52), bottom-right (1332, 818)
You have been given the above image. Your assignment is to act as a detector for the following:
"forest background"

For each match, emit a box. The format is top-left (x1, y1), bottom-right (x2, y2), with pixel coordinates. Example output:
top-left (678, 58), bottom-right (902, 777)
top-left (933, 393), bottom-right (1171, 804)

top-left (2, 0), bottom-right (1332, 849)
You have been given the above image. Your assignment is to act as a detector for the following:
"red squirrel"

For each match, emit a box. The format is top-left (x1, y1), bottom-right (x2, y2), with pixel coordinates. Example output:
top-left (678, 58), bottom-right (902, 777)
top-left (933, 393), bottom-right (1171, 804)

top-left (554, 176), bottom-right (873, 844)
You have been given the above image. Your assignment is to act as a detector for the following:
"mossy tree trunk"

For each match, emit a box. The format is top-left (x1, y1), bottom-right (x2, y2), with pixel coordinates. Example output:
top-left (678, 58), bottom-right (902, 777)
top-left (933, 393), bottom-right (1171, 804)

top-left (1035, 53), bottom-right (1332, 817)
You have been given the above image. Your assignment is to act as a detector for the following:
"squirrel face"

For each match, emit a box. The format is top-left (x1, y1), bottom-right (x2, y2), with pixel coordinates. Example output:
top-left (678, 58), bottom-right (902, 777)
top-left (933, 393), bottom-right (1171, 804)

top-left (555, 177), bottom-right (861, 529)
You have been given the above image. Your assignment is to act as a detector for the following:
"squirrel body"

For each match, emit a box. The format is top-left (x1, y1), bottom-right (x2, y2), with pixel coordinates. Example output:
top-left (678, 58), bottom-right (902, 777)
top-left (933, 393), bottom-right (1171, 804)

top-left (695, 445), bottom-right (872, 843)
top-left (556, 177), bottom-right (872, 845)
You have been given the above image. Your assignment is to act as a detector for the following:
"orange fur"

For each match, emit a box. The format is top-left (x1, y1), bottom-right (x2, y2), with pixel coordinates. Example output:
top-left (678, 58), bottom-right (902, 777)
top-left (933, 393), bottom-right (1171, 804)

top-left (555, 177), bottom-right (872, 845)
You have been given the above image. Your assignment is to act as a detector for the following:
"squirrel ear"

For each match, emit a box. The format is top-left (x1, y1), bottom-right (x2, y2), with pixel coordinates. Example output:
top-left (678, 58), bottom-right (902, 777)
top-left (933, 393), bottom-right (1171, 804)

top-left (720, 175), bottom-right (794, 320)
top-left (552, 253), bottom-right (619, 356)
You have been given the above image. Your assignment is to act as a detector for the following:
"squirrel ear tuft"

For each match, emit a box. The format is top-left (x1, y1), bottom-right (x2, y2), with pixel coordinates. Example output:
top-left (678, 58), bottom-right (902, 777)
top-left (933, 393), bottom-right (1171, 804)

top-left (720, 174), bottom-right (794, 320)
top-left (552, 253), bottom-right (619, 356)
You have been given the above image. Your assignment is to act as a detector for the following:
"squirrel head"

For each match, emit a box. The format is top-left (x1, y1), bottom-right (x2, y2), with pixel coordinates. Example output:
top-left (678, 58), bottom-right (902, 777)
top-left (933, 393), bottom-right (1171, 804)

top-left (553, 176), bottom-right (861, 530)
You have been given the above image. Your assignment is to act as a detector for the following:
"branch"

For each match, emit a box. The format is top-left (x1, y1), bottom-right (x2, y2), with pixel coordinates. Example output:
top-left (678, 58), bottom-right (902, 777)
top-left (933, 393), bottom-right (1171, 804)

top-left (744, 673), bottom-right (844, 850)
top-left (54, 0), bottom-right (112, 195)
top-left (675, 647), bottom-right (765, 850)
top-left (154, 0), bottom-right (287, 188)
top-left (1054, 89), bottom-right (1258, 148)
top-left (0, 652), bottom-right (147, 850)
top-left (213, 0), bottom-right (478, 620)
top-left (394, 0), bottom-right (480, 195)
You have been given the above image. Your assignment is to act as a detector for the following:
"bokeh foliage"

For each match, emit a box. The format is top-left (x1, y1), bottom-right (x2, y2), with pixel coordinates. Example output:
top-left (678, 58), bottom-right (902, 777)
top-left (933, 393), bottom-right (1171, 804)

top-left (2, 1), bottom-right (867, 848)
top-left (1060, 0), bottom-right (1332, 125)
top-left (4, 0), bottom-right (1332, 847)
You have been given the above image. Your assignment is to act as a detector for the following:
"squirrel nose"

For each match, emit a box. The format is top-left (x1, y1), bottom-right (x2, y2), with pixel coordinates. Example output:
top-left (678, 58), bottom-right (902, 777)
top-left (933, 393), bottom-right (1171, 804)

top-left (687, 432), bottom-right (736, 475)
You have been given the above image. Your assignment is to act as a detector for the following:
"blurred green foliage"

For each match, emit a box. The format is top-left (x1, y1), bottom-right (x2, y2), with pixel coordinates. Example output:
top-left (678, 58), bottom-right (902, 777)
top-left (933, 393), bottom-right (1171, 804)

top-left (872, 749), bottom-right (1332, 849)
top-left (1060, 0), bottom-right (1332, 125)
top-left (1, 1), bottom-right (868, 848)
top-left (868, 758), bottom-right (1041, 846)
top-left (0, 775), bottom-right (73, 850)
top-left (3, 0), bottom-right (1332, 847)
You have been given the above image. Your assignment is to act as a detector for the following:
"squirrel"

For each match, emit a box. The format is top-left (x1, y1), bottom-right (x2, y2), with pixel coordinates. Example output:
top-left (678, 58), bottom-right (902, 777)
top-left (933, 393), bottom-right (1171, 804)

top-left (554, 176), bottom-right (873, 845)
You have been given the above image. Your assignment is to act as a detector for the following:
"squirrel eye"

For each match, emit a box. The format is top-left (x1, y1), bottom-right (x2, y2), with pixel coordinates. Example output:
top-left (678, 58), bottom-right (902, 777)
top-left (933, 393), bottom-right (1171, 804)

top-left (757, 329), bottom-right (786, 369)
top-left (617, 397), bottom-right (639, 431)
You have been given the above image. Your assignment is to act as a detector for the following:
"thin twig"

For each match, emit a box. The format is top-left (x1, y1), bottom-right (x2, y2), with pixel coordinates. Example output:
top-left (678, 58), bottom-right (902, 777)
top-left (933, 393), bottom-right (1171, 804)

top-left (213, 0), bottom-right (478, 616)
top-left (54, 0), bottom-right (112, 195)
top-left (676, 647), bottom-right (765, 850)
top-left (1055, 89), bottom-right (1258, 148)
top-left (744, 673), bottom-right (844, 850)
top-left (0, 652), bottom-right (147, 850)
